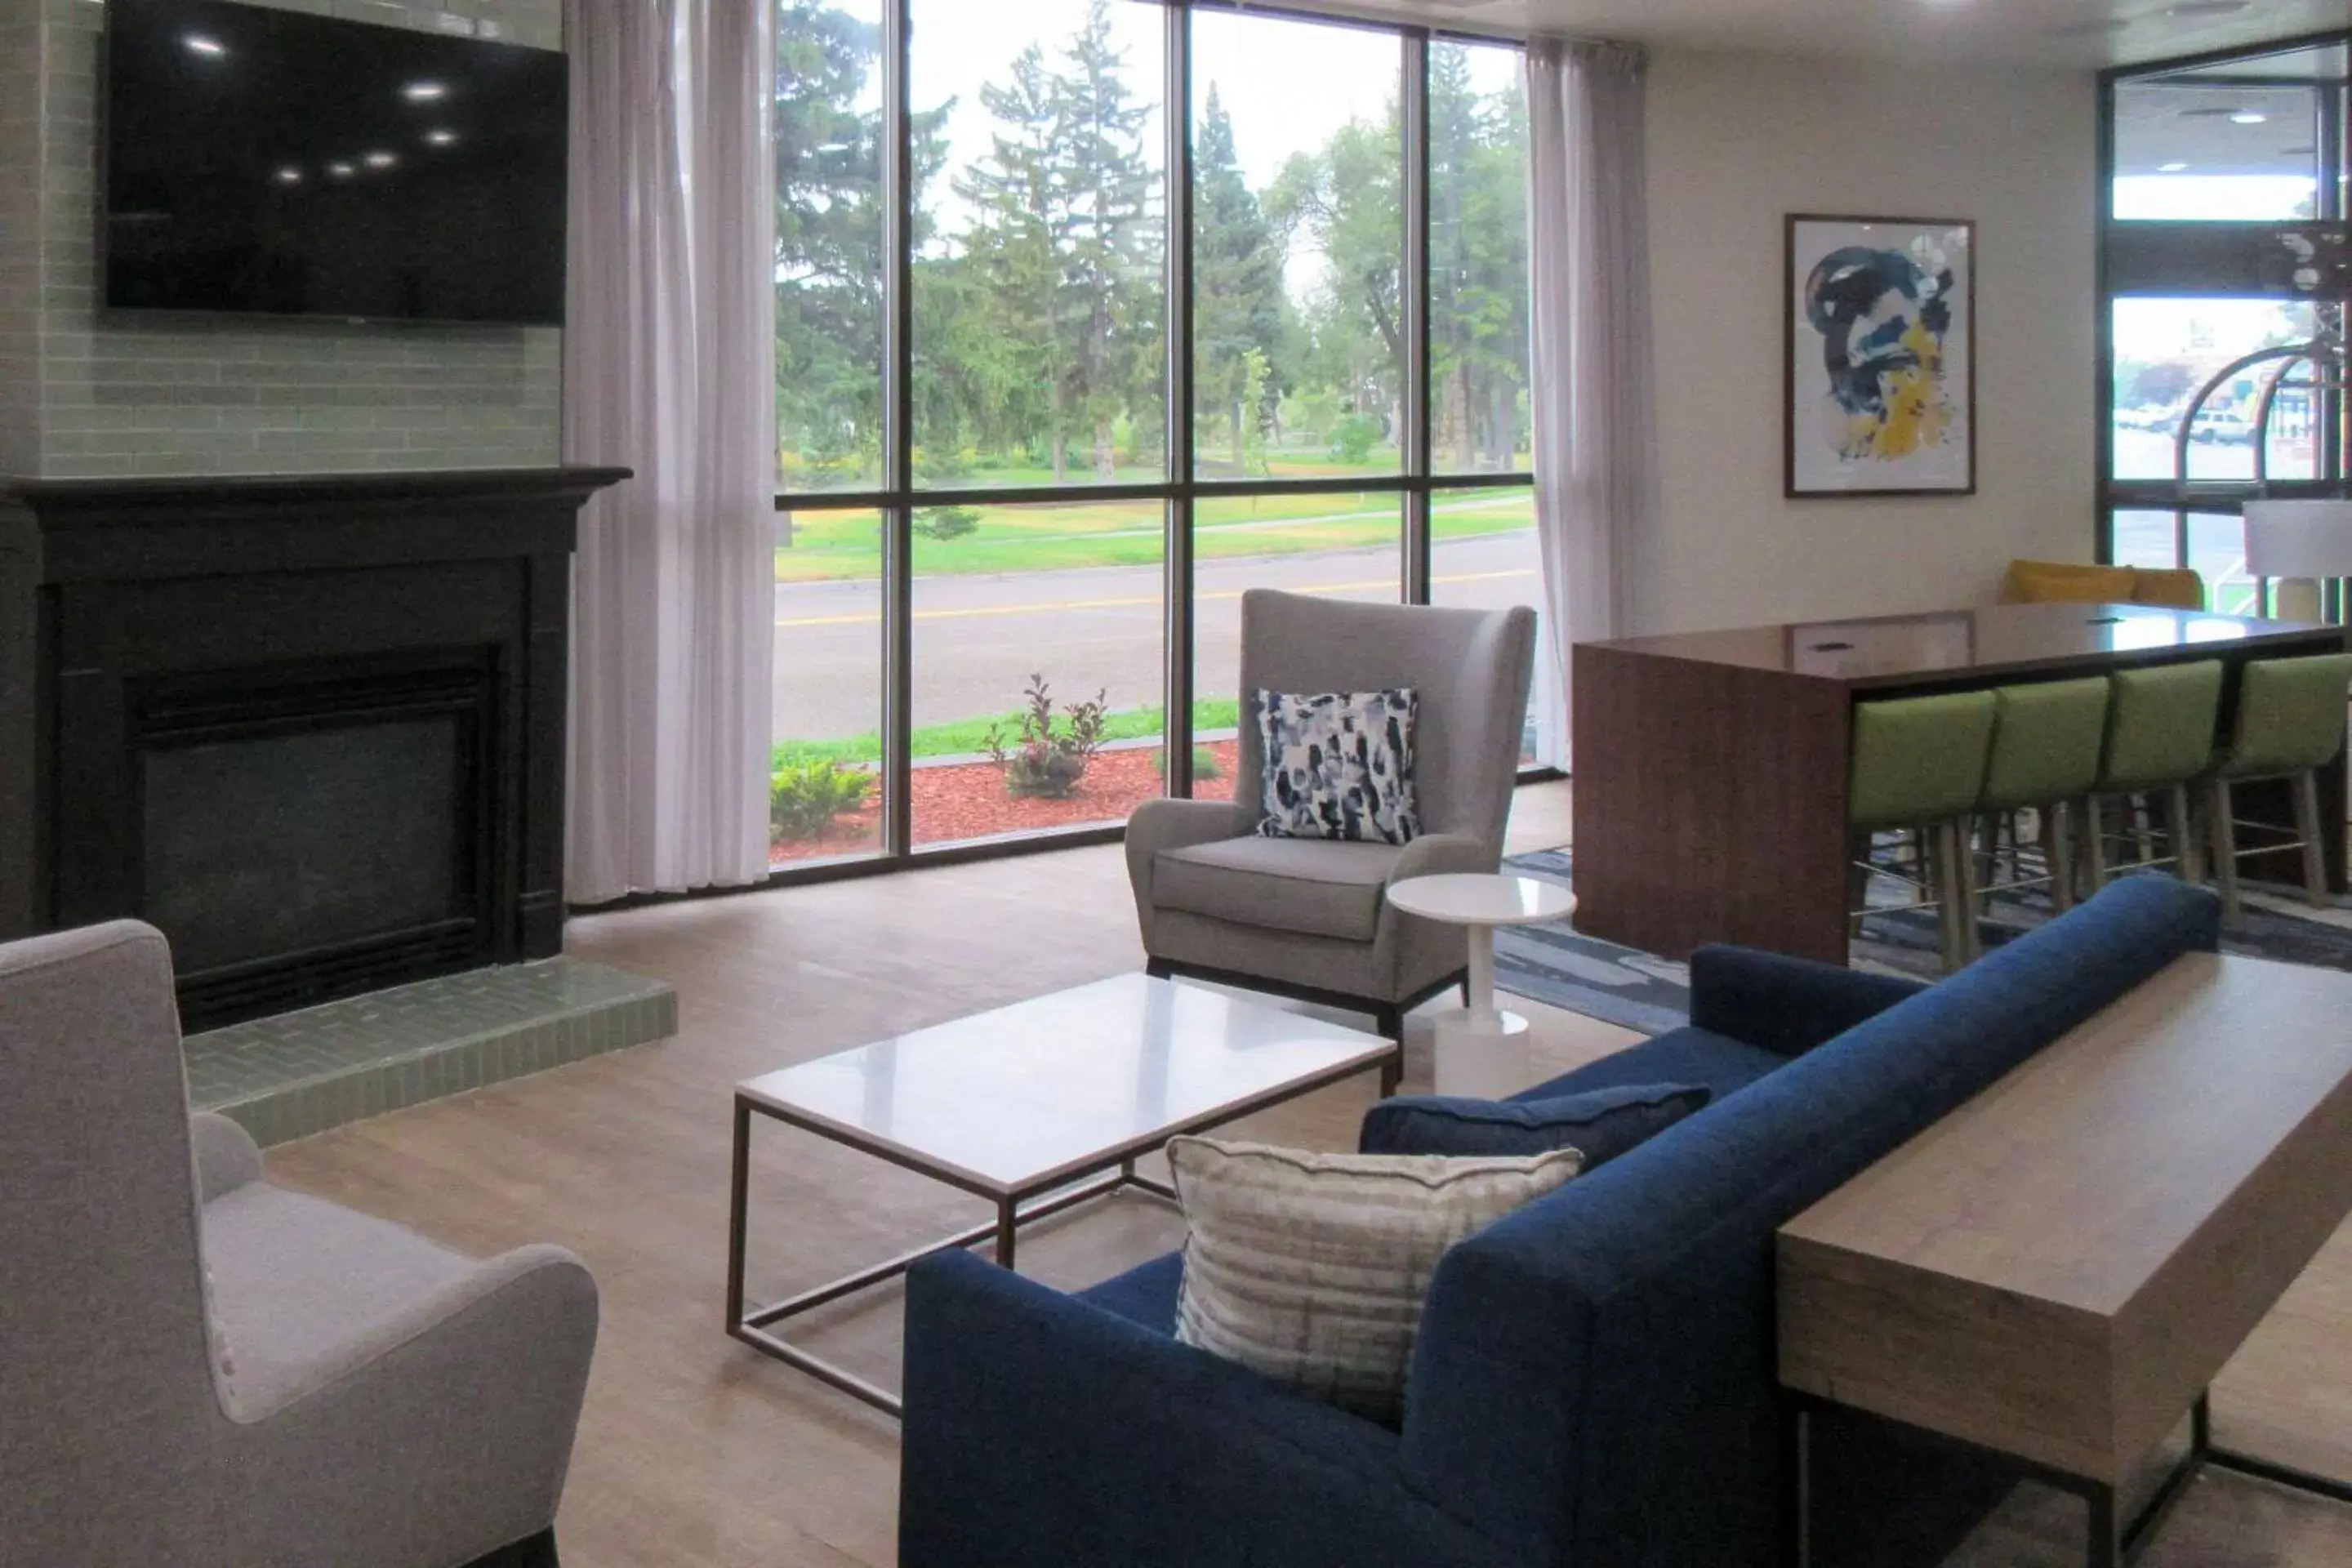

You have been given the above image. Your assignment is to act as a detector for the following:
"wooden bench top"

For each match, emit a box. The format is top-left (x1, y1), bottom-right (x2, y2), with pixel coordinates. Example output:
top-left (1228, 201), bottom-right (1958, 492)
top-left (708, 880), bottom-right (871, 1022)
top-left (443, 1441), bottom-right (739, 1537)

top-left (1779, 953), bottom-right (2352, 1484)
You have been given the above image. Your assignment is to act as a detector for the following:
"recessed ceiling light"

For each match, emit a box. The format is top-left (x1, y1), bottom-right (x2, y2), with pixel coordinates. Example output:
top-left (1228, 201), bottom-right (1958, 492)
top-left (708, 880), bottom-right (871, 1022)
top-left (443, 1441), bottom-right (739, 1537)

top-left (327, 162), bottom-right (354, 180)
top-left (183, 34), bottom-right (225, 56)
top-left (274, 166), bottom-right (302, 184)
top-left (403, 81), bottom-right (448, 102)
top-left (2231, 110), bottom-right (2270, 124)
top-left (2159, 161), bottom-right (2191, 172)
top-left (425, 129), bottom-right (458, 147)
top-left (363, 151), bottom-right (398, 169)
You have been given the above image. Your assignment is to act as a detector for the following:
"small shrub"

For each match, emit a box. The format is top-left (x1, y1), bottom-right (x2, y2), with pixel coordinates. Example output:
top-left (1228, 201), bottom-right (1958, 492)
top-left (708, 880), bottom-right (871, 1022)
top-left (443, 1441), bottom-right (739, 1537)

top-left (913, 507), bottom-right (972, 541)
top-left (985, 674), bottom-right (1108, 800)
top-left (1330, 413), bottom-right (1382, 465)
top-left (771, 761), bottom-right (873, 841)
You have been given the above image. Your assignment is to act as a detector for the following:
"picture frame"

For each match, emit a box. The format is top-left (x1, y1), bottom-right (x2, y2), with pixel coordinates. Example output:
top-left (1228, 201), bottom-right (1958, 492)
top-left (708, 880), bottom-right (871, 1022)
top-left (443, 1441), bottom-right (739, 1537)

top-left (1784, 214), bottom-right (1977, 498)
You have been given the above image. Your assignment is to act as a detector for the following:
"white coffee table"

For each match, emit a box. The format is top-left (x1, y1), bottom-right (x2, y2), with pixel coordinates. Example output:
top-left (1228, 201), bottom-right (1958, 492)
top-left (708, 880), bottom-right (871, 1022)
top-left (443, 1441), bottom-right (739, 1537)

top-left (726, 973), bottom-right (1396, 1414)
top-left (1387, 873), bottom-right (1578, 1097)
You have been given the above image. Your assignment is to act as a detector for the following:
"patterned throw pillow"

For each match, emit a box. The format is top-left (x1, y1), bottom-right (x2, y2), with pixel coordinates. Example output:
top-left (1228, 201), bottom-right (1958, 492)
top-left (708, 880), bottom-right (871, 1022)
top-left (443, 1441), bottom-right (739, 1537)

top-left (1255, 688), bottom-right (1420, 845)
top-left (1169, 1136), bottom-right (1581, 1424)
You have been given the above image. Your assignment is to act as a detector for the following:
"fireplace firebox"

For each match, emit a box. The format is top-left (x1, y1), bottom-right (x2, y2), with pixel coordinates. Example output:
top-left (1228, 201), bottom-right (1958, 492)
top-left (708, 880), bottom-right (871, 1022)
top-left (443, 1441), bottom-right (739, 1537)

top-left (0, 468), bottom-right (629, 1029)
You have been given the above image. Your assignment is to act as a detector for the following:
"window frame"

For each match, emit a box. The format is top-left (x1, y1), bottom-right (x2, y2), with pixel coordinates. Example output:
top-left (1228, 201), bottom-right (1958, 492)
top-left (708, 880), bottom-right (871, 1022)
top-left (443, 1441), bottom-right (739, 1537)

top-left (2098, 29), bottom-right (2352, 583)
top-left (765, 0), bottom-right (1546, 889)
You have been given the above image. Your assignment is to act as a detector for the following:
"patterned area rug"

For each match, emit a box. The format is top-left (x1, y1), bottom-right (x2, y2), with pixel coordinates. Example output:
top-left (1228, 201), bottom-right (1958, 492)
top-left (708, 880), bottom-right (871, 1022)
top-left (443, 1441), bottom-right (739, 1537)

top-left (1497, 847), bottom-right (2352, 1035)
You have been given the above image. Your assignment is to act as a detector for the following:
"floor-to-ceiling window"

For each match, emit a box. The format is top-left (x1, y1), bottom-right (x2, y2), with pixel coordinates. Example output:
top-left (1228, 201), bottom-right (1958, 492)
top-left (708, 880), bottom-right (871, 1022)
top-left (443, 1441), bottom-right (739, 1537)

top-left (768, 0), bottom-right (1543, 875)
top-left (2101, 38), bottom-right (2350, 613)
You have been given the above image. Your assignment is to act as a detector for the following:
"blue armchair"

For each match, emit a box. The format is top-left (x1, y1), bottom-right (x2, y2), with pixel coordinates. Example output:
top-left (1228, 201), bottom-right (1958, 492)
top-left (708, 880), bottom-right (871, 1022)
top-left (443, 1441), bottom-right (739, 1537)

top-left (899, 878), bottom-right (2223, 1568)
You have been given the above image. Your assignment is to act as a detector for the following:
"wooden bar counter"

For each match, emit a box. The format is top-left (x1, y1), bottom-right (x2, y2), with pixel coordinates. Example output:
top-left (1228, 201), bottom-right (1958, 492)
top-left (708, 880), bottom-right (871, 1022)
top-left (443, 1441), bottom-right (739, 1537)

top-left (1571, 603), bottom-right (2351, 964)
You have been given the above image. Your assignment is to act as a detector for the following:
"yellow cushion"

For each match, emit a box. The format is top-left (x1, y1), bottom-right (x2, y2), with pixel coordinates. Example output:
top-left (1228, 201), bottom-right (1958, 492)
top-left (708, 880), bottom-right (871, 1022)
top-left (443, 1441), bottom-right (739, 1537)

top-left (2129, 568), bottom-right (2207, 611)
top-left (2002, 559), bottom-right (2136, 605)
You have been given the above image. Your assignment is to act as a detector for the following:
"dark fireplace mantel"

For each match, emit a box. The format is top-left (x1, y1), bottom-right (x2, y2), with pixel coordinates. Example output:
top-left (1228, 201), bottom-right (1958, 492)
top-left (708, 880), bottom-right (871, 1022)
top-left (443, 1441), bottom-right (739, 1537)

top-left (0, 466), bottom-right (629, 1027)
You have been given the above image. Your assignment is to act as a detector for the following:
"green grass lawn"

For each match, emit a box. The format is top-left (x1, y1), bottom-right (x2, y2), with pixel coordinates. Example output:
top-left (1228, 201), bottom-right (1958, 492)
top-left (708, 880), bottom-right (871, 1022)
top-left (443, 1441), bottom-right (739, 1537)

top-left (774, 484), bottom-right (1535, 584)
top-left (775, 697), bottom-right (1245, 772)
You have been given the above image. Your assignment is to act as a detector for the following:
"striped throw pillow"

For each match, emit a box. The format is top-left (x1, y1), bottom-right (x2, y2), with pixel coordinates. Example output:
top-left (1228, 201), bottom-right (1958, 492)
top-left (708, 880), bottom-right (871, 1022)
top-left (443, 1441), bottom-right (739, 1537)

top-left (1168, 1137), bottom-right (1582, 1424)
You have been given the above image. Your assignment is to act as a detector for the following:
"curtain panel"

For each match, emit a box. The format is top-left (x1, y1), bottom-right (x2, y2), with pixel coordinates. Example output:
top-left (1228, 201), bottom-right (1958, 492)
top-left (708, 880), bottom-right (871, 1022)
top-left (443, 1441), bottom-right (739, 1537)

top-left (564, 0), bottom-right (778, 903)
top-left (1526, 38), bottom-right (1656, 766)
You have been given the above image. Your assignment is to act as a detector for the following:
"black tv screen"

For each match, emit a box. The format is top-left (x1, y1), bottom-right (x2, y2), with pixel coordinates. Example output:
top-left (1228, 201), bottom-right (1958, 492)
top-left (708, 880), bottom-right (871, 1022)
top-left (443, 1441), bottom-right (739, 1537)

top-left (105, 0), bottom-right (568, 326)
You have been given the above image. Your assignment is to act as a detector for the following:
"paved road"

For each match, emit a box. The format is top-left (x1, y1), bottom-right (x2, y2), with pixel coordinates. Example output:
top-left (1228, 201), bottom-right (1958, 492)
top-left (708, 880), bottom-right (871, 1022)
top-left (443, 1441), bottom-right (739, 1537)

top-left (774, 532), bottom-right (1545, 742)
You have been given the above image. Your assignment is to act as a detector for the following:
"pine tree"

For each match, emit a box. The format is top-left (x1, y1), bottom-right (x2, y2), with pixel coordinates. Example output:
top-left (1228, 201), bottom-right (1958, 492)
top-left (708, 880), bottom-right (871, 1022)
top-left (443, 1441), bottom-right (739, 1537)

top-left (1428, 46), bottom-right (1528, 471)
top-left (1049, 0), bottom-right (1162, 481)
top-left (775, 2), bottom-right (886, 497)
top-left (774, 2), bottom-right (951, 510)
top-left (947, 2), bottom-right (1160, 483)
top-left (1192, 87), bottom-right (1287, 474)
top-left (953, 43), bottom-right (1069, 473)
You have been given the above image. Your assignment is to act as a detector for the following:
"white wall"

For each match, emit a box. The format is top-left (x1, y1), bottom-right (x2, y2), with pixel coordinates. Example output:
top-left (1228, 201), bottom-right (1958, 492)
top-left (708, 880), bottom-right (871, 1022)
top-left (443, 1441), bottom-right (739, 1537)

top-left (1637, 48), bottom-right (2099, 635)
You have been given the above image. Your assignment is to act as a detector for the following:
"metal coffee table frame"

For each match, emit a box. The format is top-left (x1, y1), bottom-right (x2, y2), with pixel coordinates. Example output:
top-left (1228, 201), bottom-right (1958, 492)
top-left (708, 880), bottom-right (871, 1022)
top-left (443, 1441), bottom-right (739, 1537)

top-left (724, 1042), bottom-right (1397, 1416)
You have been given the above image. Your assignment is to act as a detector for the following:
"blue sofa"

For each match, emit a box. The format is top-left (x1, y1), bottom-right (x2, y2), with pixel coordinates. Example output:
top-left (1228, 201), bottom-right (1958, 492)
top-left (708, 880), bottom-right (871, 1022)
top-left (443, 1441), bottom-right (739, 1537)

top-left (898, 877), bottom-right (2224, 1568)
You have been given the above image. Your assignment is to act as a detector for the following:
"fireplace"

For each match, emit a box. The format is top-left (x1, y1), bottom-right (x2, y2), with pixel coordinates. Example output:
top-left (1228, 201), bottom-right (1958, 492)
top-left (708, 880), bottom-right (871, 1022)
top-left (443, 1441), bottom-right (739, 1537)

top-left (136, 653), bottom-right (497, 1021)
top-left (0, 468), bottom-right (627, 1029)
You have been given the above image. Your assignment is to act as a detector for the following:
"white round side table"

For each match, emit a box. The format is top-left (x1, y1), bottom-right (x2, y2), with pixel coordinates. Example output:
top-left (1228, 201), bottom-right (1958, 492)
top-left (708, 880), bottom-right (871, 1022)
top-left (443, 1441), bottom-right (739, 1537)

top-left (1385, 873), bottom-right (1577, 1098)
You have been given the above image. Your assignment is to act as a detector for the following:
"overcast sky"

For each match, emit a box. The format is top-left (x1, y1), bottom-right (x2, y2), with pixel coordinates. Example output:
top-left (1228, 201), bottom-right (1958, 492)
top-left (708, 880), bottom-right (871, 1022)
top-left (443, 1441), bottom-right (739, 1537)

top-left (893, 0), bottom-right (1518, 305)
top-left (905, 2), bottom-right (1511, 202)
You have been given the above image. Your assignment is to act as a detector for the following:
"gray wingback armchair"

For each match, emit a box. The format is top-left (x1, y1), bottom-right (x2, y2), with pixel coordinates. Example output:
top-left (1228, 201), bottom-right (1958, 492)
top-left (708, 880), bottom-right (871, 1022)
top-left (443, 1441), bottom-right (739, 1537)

top-left (1128, 590), bottom-right (1538, 1054)
top-left (0, 921), bottom-right (599, 1568)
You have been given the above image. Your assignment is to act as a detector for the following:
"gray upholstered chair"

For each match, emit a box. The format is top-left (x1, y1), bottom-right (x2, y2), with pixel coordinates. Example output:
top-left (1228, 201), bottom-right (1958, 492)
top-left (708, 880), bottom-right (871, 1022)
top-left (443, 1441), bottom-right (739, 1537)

top-left (0, 921), bottom-right (599, 1568)
top-left (1128, 590), bottom-right (1538, 1058)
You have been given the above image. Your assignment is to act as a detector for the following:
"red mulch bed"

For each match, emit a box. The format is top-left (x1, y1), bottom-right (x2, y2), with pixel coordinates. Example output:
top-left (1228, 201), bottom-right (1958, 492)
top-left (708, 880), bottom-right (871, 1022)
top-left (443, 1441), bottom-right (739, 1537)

top-left (771, 740), bottom-right (1242, 863)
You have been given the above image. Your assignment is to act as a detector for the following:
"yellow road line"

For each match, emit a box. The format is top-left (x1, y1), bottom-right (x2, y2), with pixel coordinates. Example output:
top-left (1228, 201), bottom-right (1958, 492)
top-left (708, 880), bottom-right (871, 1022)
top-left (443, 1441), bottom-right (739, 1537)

top-left (776, 568), bottom-right (1538, 629)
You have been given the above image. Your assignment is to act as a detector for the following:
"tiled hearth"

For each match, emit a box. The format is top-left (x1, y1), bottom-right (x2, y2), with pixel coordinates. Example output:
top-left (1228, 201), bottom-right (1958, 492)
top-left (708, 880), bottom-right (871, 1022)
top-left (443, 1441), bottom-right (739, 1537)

top-left (187, 960), bottom-right (677, 1147)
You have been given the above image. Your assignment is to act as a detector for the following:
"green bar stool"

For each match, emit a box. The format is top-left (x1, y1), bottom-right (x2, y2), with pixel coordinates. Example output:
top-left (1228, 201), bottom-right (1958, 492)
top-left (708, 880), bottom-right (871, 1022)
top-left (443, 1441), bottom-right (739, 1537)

top-left (2080, 661), bottom-right (2225, 894)
top-left (1965, 677), bottom-right (2112, 960)
top-left (2206, 652), bottom-right (2352, 924)
top-left (1849, 691), bottom-right (1998, 973)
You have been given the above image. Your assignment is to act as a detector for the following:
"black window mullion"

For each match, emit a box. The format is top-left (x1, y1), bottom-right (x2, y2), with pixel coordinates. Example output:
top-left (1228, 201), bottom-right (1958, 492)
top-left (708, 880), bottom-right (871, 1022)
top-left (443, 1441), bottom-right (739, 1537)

top-left (758, 2), bottom-right (1544, 892)
top-left (882, 0), bottom-right (915, 858)
top-left (2098, 33), bottom-right (2352, 573)
top-left (1402, 29), bottom-right (1432, 605)
top-left (1165, 1), bottom-right (1197, 797)
top-left (2096, 70), bottom-right (2118, 565)
top-left (2321, 87), bottom-right (2345, 530)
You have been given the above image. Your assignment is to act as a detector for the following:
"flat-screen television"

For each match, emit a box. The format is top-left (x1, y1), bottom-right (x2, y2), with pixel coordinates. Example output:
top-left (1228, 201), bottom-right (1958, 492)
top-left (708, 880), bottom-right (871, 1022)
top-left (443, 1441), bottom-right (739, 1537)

top-left (104, 0), bottom-right (568, 326)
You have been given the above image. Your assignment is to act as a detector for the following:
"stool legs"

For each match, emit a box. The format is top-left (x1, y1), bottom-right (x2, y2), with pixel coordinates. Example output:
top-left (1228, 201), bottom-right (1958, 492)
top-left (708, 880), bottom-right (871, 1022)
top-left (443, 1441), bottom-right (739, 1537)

top-left (2167, 784), bottom-right (2202, 885)
top-left (1847, 823), bottom-right (1974, 973)
top-left (2207, 768), bottom-right (2331, 923)
top-left (2295, 768), bottom-right (2330, 908)
top-left (1932, 819), bottom-right (1971, 973)
top-left (2082, 796), bottom-right (2108, 891)
top-left (2078, 789), bottom-right (2202, 895)
top-left (1847, 831), bottom-right (1872, 940)
top-left (2049, 803), bottom-right (2077, 914)
top-left (1947, 822), bottom-right (1984, 968)
top-left (2209, 778), bottom-right (2243, 927)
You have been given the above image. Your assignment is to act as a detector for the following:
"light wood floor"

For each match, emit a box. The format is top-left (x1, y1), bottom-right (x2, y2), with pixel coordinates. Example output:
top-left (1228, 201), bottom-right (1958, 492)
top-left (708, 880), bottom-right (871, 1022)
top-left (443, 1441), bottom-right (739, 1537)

top-left (261, 780), bottom-right (2352, 1567)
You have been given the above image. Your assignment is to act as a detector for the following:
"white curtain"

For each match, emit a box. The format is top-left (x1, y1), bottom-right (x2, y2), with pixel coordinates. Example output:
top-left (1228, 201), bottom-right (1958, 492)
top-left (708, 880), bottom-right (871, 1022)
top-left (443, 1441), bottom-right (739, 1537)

top-left (1526, 38), bottom-right (1655, 766)
top-left (564, 0), bottom-right (777, 903)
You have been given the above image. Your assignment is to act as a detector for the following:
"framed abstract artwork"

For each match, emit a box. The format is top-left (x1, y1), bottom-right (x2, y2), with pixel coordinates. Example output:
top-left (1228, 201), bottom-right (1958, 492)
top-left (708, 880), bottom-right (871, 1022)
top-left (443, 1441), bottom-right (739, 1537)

top-left (1784, 215), bottom-right (1976, 497)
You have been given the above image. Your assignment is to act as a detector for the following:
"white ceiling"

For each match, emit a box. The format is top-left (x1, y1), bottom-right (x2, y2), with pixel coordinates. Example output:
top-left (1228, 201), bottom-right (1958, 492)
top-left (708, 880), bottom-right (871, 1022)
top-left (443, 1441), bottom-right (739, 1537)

top-left (1274, 0), bottom-right (2352, 71)
top-left (2114, 78), bottom-right (2325, 176)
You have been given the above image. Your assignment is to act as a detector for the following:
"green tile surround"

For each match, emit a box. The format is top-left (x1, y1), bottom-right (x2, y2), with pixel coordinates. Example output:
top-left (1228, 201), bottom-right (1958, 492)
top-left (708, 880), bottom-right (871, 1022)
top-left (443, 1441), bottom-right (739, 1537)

top-left (185, 960), bottom-right (677, 1147)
